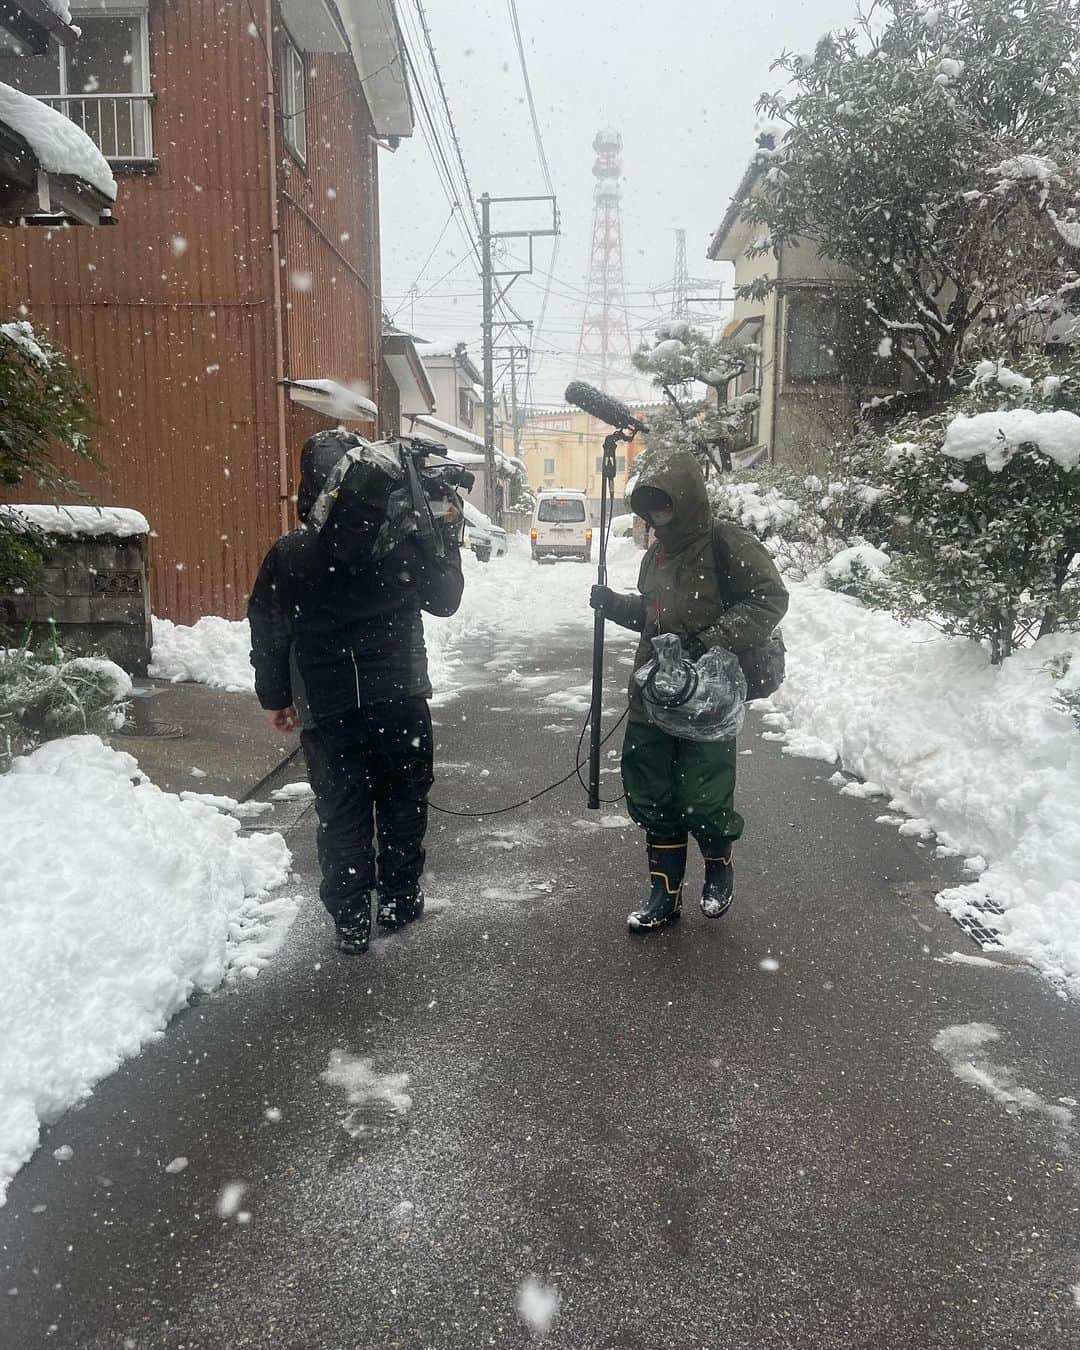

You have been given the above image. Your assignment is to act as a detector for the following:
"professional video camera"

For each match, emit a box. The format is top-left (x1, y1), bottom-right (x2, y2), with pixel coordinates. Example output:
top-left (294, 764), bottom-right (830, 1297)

top-left (305, 428), bottom-right (472, 562)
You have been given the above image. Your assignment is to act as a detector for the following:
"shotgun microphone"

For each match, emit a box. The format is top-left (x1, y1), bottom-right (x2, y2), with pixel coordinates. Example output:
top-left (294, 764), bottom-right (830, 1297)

top-left (564, 381), bottom-right (649, 434)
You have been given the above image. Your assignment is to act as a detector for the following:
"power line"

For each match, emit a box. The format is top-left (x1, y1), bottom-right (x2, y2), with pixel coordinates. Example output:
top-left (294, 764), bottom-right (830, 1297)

top-left (505, 0), bottom-right (555, 198)
top-left (411, 0), bottom-right (483, 239)
top-left (389, 210), bottom-right (457, 320)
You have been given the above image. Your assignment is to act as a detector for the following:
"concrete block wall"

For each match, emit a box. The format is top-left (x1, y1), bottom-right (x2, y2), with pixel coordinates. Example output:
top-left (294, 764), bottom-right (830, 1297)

top-left (1, 533), bottom-right (153, 674)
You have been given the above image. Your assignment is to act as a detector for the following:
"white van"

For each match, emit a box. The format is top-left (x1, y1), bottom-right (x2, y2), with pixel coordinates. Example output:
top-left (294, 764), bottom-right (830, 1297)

top-left (531, 489), bottom-right (592, 563)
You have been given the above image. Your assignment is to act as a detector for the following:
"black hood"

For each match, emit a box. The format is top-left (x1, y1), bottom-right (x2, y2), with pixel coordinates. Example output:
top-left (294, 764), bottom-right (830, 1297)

top-left (297, 429), bottom-right (405, 565)
top-left (297, 430), bottom-right (359, 523)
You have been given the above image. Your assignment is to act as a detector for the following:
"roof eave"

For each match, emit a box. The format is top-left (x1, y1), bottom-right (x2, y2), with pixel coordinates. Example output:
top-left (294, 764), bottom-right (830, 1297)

top-left (336, 0), bottom-right (414, 139)
top-left (0, 0), bottom-right (80, 54)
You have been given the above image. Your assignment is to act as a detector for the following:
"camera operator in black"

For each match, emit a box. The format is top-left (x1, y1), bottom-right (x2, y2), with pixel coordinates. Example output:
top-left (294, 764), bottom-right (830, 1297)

top-left (248, 430), bottom-right (464, 955)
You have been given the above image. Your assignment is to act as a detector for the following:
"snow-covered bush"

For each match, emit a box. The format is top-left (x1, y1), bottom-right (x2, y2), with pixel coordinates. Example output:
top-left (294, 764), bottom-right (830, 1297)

top-left (708, 464), bottom-right (891, 581)
top-left (743, 0), bottom-right (1080, 394)
top-left (0, 646), bottom-right (131, 769)
top-left (843, 350), bottom-right (1080, 662)
top-left (0, 320), bottom-right (93, 604)
top-left (820, 543), bottom-right (896, 610)
top-left (630, 323), bottom-right (759, 480)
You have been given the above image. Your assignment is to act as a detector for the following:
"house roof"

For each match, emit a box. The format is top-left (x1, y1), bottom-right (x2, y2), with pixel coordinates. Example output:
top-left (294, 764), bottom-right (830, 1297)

top-left (418, 338), bottom-right (483, 388)
top-left (336, 0), bottom-right (413, 140)
top-left (0, 82), bottom-right (116, 224)
top-left (708, 134), bottom-right (777, 262)
top-left (0, 0), bottom-right (80, 54)
top-left (382, 327), bottom-right (436, 417)
top-left (406, 414), bottom-right (516, 476)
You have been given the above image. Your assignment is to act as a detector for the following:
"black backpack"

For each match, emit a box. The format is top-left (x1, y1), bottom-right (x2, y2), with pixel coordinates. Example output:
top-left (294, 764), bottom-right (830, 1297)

top-left (711, 524), bottom-right (786, 701)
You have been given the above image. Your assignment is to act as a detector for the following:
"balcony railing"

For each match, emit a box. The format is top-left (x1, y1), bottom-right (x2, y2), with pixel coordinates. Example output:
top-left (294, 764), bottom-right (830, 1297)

top-left (40, 93), bottom-right (154, 163)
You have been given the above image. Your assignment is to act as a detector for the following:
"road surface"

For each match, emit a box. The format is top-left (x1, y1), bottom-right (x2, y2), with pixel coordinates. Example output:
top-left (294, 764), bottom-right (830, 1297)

top-left (2, 602), bottom-right (1080, 1349)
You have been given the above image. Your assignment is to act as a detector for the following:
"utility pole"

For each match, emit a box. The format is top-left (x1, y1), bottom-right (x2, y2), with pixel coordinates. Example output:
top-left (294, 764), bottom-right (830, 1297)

top-left (508, 345), bottom-right (521, 460)
top-left (478, 192), bottom-right (558, 525)
top-left (480, 193), bottom-right (497, 518)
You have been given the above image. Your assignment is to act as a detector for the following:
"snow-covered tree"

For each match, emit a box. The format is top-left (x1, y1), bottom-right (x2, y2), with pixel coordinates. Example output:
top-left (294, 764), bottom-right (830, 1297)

top-left (0, 321), bottom-right (93, 598)
top-left (742, 0), bottom-right (1080, 394)
top-left (844, 349), bottom-right (1080, 661)
top-left (630, 322), bottom-right (759, 479)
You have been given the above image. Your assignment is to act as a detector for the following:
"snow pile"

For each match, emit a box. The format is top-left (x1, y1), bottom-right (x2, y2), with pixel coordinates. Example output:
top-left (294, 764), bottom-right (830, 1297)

top-left (771, 583), bottom-right (1080, 989)
top-left (0, 83), bottom-right (116, 200)
top-left (150, 614), bottom-right (256, 692)
top-left (943, 408), bottom-right (1080, 471)
top-left (823, 543), bottom-right (891, 583)
top-left (0, 735), bottom-right (293, 1204)
top-left (2, 504), bottom-right (149, 538)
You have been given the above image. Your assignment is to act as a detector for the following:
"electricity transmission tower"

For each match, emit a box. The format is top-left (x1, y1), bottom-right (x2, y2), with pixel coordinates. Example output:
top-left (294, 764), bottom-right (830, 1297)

top-left (652, 228), bottom-right (726, 330)
top-left (574, 129), bottom-right (636, 397)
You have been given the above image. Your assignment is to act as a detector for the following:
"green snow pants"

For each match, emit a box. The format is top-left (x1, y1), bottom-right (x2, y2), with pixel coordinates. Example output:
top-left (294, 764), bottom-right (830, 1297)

top-left (621, 721), bottom-right (744, 846)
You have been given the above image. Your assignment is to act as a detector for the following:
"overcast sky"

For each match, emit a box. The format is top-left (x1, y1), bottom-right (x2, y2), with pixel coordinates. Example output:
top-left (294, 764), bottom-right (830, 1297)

top-left (379, 0), bottom-right (859, 406)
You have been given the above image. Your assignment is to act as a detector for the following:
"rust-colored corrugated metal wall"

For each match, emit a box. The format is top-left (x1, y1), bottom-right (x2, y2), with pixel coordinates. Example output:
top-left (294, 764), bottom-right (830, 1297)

top-left (0, 2), bottom-right (385, 625)
top-left (0, 0), bottom-right (280, 622)
top-left (279, 48), bottom-right (382, 455)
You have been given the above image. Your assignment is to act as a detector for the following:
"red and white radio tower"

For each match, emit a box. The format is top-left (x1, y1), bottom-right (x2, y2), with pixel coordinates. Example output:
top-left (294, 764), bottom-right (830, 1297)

top-left (574, 128), bottom-right (635, 396)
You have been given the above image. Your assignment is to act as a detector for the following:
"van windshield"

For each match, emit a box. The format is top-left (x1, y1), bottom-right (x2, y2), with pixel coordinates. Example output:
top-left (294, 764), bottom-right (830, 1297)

top-left (538, 498), bottom-right (586, 523)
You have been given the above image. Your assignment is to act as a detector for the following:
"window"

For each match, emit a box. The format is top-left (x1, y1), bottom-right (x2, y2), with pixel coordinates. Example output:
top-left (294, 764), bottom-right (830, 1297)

top-left (785, 295), bottom-right (843, 382)
top-left (594, 456), bottom-right (626, 473)
top-left (543, 458), bottom-right (556, 475)
top-left (280, 29), bottom-right (307, 162)
top-left (537, 498), bottom-right (586, 523)
top-left (458, 387), bottom-right (475, 428)
top-left (0, 10), bottom-right (152, 161)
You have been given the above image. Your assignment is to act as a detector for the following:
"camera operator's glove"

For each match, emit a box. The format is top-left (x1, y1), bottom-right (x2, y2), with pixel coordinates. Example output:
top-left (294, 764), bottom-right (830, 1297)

top-left (590, 585), bottom-right (615, 614)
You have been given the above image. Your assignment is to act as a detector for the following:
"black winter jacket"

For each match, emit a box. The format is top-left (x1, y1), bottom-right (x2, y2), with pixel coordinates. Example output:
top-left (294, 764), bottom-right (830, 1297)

top-left (248, 433), bottom-right (464, 719)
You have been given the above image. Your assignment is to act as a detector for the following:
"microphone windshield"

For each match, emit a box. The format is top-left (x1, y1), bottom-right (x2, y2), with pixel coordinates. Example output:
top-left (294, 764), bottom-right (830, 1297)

top-left (564, 381), bottom-right (639, 431)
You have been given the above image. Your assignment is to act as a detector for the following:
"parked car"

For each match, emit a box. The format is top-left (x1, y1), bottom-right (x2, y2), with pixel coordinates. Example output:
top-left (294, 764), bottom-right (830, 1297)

top-left (530, 489), bottom-right (592, 563)
top-left (610, 512), bottom-right (635, 538)
top-left (462, 500), bottom-right (508, 563)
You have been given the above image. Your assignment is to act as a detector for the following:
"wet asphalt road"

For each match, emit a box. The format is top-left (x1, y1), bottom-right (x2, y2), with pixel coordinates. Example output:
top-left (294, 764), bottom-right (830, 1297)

top-left (3, 619), bottom-right (1080, 1350)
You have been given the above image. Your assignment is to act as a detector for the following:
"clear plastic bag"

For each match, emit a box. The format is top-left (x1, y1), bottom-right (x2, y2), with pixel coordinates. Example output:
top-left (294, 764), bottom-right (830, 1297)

top-left (633, 633), bottom-right (747, 742)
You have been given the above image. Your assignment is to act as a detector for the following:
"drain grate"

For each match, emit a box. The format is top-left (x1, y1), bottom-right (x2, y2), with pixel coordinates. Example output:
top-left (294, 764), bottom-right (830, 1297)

top-left (117, 718), bottom-right (185, 740)
top-left (950, 910), bottom-right (1002, 949)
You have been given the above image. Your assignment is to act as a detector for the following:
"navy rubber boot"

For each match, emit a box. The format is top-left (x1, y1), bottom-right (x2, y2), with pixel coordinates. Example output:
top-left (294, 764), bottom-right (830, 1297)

top-left (700, 844), bottom-right (735, 919)
top-left (628, 839), bottom-right (686, 933)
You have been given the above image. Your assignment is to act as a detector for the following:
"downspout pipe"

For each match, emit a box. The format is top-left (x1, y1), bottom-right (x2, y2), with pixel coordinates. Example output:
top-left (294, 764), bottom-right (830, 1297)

top-left (263, 0), bottom-right (290, 533)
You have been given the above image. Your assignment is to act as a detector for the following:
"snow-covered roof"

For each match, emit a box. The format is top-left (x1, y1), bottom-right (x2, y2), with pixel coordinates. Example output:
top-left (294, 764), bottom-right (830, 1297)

top-left (284, 378), bottom-right (378, 422)
top-left (0, 81), bottom-right (116, 201)
top-left (2, 504), bottom-right (149, 538)
top-left (408, 414), bottom-right (516, 474)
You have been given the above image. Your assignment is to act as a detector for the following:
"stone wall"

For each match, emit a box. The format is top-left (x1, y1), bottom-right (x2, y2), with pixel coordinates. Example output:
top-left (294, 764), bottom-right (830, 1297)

top-left (1, 531), bottom-right (153, 675)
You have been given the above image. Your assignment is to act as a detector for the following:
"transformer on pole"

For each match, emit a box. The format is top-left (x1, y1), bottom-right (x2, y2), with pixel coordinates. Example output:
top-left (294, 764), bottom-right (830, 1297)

top-left (574, 129), bottom-right (635, 397)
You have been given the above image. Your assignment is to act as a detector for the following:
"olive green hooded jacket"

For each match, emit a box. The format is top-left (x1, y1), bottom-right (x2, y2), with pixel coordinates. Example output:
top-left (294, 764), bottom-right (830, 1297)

top-left (606, 453), bottom-right (789, 723)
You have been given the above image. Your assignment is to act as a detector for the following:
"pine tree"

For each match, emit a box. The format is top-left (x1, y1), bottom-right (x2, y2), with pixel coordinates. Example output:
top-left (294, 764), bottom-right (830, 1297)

top-left (630, 322), bottom-right (759, 479)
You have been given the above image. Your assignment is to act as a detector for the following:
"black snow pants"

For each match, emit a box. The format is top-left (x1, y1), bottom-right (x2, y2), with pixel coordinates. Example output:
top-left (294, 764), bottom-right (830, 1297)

top-left (300, 698), bottom-right (434, 928)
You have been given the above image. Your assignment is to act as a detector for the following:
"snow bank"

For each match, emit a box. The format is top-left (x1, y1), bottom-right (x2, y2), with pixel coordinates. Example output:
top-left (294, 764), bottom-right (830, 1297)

top-left (149, 536), bottom-right (643, 702)
top-left (0, 83), bottom-right (116, 200)
top-left (150, 614), bottom-right (255, 691)
top-left (2, 504), bottom-right (149, 538)
top-left (0, 735), bottom-right (294, 1204)
top-left (772, 584), bottom-right (1080, 989)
